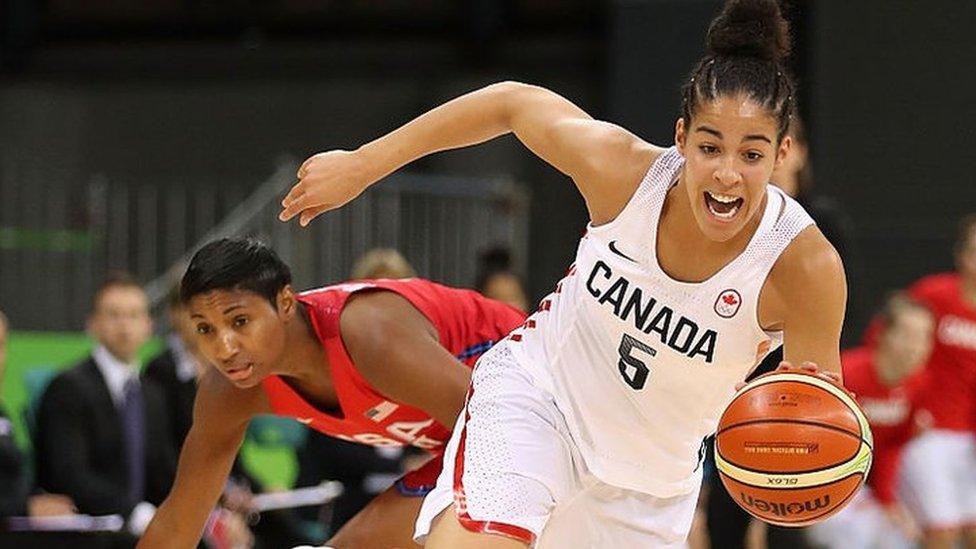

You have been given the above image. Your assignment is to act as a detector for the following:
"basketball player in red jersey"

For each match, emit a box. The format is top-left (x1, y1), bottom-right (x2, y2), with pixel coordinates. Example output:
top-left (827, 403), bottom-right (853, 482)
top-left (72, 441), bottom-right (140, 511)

top-left (809, 293), bottom-right (933, 548)
top-left (900, 215), bottom-right (976, 548)
top-left (137, 238), bottom-right (525, 548)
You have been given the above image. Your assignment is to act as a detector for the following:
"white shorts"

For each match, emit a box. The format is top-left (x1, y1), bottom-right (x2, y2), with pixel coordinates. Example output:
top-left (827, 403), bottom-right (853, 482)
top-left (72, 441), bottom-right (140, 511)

top-left (806, 487), bottom-right (914, 549)
top-left (898, 429), bottom-right (976, 529)
top-left (414, 345), bottom-right (699, 547)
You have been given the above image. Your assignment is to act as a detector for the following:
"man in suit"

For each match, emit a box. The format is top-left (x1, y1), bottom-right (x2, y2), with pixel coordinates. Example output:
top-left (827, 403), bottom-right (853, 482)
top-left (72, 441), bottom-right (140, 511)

top-left (34, 273), bottom-right (177, 537)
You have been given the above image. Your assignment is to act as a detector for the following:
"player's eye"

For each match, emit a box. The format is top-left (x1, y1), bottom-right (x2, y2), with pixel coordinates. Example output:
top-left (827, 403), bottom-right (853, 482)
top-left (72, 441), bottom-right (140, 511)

top-left (196, 323), bottom-right (212, 335)
top-left (233, 315), bottom-right (249, 328)
top-left (699, 144), bottom-right (719, 155)
top-left (743, 151), bottom-right (764, 162)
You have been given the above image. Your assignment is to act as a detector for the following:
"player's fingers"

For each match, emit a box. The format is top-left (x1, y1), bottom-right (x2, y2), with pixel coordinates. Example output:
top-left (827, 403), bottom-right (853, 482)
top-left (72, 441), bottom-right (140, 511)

top-left (800, 361), bottom-right (819, 372)
top-left (281, 181), bottom-right (306, 208)
top-left (279, 198), bottom-right (310, 222)
top-left (299, 205), bottom-right (331, 227)
top-left (296, 156), bottom-right (316, 179)
top-left (734, 381), bottom-right (747, 391)
top-left (776, 360), bottom-right (794, 371)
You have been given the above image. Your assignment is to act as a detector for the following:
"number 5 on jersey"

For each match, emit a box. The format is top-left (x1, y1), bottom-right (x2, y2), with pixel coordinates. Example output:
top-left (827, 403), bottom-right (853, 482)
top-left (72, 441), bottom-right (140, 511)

top-left (618, 334), bottom-right (656, 390)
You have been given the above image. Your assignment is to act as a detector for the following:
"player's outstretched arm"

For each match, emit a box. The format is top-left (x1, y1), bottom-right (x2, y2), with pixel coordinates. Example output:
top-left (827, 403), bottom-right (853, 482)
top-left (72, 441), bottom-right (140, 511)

top-left (339, 291), bottom-right (472, 428)
top-left (137, 371), bottom-right (264, 548)
top-left (762, 226), bottom-right (847, 380)
top-left (280, 81), bottom-right (661, 227)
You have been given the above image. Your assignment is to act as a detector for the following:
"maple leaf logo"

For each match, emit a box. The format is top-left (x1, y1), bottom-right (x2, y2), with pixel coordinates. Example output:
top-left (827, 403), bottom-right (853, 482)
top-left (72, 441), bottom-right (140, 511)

top-left (714, 289), bottom-right (742, 318)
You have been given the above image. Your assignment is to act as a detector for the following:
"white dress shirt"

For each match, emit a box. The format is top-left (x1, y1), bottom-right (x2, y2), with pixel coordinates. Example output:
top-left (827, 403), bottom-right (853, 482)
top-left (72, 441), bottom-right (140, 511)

top-left (92, 345), bottom-right (140, 408)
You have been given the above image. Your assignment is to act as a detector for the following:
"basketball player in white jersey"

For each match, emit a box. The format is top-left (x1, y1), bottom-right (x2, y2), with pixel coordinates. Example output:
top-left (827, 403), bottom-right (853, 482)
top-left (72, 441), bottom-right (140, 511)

top-left (279, 0), bottom-right (847, 546)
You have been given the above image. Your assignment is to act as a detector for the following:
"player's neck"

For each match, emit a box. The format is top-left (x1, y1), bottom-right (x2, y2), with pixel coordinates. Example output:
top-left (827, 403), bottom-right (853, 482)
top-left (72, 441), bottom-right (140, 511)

top-left (280, 304), bottom-right (328, 382)
top-left (657, 180), bottom-right (763, 281)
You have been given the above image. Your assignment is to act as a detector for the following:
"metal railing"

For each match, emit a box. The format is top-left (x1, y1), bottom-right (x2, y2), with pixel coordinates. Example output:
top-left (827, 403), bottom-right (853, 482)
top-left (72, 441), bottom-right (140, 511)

top-left (0, 156), bottom-right (529, 330)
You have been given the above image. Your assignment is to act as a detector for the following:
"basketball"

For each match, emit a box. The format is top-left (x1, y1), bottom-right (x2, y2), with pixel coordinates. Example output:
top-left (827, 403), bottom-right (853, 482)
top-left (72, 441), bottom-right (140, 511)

top-left (714, 371), bottom-right (874, 527)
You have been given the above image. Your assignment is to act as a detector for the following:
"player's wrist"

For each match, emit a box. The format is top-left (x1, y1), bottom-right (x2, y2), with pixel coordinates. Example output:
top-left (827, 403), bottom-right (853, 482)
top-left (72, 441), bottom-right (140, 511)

top-left (356, 141), bottom-right (401, 187)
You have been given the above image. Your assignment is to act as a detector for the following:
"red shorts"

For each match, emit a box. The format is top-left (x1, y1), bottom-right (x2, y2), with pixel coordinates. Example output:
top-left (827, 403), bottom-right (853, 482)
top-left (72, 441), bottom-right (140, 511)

top-left (395, 453), bottom-right (443, 497)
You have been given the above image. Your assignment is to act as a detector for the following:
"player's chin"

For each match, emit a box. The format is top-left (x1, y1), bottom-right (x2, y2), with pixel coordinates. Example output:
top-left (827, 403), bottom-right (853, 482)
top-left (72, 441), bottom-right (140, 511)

top-left (697, 206), bottom-right (753, 242)
top-left (696, 215), bottom-right (742, 243)
top-left (223, 363), bottom-right (262, 388)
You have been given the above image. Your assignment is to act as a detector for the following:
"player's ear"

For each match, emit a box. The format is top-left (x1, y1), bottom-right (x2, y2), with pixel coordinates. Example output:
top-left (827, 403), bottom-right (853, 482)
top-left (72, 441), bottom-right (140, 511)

top-left (774, 135), bottom-right (792, 169)
top-left (277, 285), bottom-right (296, 317)
top-left (675, 117), bottom-right (687, 154)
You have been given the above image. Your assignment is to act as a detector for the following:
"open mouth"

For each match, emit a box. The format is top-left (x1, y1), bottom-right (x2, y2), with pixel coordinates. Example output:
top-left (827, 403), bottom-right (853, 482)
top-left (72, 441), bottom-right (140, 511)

top-left (225, 363), bottom-right (254, 382)
top-left (703, 190), bottom-right (744, 221)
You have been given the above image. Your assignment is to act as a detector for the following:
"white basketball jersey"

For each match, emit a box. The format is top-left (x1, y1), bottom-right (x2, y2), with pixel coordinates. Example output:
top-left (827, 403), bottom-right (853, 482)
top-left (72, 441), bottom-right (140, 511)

top-left (505, 146), bottom-right (815, 497)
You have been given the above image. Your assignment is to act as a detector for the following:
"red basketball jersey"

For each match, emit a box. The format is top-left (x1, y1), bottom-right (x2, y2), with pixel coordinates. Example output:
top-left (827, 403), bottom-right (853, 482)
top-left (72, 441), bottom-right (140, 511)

top-left (842, 346), bottom-right (925, 505)
top-left (261, 278), bottom-right (526, 453)
top-left (909, 273), bottom-right (976, 432)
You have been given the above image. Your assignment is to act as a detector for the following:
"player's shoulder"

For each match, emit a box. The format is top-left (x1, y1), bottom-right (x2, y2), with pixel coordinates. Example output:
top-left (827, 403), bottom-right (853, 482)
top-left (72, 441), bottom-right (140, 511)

top-left (595, 133), bottom-right (667, 185)
top-left (46, 357), bottom-right (100, 396)
top-left (908, 272), bottom-right (959, 302)
top-left (769, 225), bottom-right (845, 293)
top-left (339, 286), bottom-right (438, 343)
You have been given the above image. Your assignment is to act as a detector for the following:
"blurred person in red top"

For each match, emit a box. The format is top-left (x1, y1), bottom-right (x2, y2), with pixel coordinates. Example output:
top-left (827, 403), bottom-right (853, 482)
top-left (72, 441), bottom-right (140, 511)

top-left (809, 293), bottom-right (933, 549)
top-left (898, 215), bottom-right (976, 549)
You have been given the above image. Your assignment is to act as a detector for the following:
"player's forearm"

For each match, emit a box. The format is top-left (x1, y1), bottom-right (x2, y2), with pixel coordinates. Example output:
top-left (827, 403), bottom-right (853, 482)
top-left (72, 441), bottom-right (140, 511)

top-left (138, 503), bottom-right (207, 548)
top-left (357, 81), bottom-right (523, 182)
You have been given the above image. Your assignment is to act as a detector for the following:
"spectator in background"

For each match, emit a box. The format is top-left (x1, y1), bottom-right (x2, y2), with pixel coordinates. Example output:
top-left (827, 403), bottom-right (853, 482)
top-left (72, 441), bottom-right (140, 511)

top-left (899, 214), bottom-right (976, 549)
top-left (350, 248), bottom-right (416, 280)
top-left (296, 247), bottom-right (419, 538)
top-left (34, 273), bottom-right (176, 541)
top-left (143, 292), bottom-right (205, 451)
top-left (0, 309), bottom-right (77, 519)
top-left (768, 117), bottom-right (852, 263)
top-left (808, 293), bottom-right (933, 549)
top-left (475, 245), bottom-right (528, 312)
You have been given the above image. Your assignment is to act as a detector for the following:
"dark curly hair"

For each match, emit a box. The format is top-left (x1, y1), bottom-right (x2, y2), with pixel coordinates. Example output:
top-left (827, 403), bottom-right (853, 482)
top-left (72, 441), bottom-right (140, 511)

top-left (681, 0), bottom-right (796, 142)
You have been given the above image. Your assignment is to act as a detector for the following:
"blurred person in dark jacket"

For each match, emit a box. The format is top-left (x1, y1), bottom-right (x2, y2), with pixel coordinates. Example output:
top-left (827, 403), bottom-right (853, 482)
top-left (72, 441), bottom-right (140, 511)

top-left (34, 274), bottom-right (176, 539)
top-left (0, 309), bottom-right (77, 519)
top-left (143, 292), bottom-right (207, 455)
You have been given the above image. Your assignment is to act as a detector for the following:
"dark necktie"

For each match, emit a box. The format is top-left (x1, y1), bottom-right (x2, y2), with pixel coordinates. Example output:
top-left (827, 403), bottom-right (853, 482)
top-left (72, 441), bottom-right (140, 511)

top-left (121, 377), bottom-right (146, 504)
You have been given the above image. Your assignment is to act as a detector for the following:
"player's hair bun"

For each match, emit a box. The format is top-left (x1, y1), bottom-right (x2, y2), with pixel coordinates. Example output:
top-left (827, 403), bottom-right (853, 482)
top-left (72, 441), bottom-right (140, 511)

top-left (706, 0), bottom-right (791, 63)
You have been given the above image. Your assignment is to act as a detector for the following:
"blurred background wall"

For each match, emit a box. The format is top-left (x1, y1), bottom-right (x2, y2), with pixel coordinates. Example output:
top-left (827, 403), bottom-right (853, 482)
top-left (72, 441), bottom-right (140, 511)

top-left (0, 0), bottom-right (973, 338)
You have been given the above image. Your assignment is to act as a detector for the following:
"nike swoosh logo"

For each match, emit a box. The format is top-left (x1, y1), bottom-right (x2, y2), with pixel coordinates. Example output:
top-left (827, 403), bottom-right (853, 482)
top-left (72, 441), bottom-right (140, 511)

top-left (608, 240), bottom-right (637, 263)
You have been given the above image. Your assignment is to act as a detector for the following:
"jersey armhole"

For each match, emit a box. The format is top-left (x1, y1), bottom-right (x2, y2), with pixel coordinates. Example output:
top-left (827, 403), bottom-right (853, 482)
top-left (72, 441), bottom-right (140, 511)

top-left (587, 145), bottom-right (679, 233)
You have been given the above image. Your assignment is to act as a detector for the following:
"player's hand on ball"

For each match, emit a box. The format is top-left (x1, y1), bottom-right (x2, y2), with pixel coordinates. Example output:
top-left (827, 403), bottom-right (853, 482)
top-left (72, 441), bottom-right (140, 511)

top-left (279, 149), bottom-right (374, 227)
top-left (735, 361), bottom-right (846, 393)
top-left (774, 360), bottom-right (840, 382)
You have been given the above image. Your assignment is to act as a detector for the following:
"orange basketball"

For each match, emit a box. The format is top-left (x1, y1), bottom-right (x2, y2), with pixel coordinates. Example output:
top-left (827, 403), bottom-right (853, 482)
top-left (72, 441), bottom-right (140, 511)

top-left (714, 371), bottom-right (873, 527)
